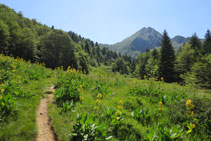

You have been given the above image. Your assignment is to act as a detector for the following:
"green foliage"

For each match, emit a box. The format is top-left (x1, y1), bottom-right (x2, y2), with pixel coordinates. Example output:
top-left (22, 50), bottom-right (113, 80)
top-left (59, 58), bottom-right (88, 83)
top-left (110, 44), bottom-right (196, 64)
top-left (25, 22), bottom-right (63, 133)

top-left (1, 3), bottom-right (211, 141)
top-left (145, 49), bottom-right (160, 78)
top-left (157, 124), bottom-right (183, 140)
top-left (0, 82), bottom-right (16, 121)
top-left (78, 52), bottom-right (89, 74)
top-left (135, 50), bottom-right (150, 79)
top-left (203, 29), bottom-right (211, 54)
top-left (183, 55), bottom-right (211, 88)
top-left (50, 66), bottom-right (211, 140)
top-left (0, 54), bottom-right (54, 140)
top-left (40, 30), bottom-right (78, 69)
top-left (104, 107), bottom-right (123, 127)
top-left (55, 72), bottom-right (82, 107)
top-left (159, 30), bottom-right (175, 82)
top-left (175, 44), bottom-right (196, 74)
top-left (72, 113), bottom-right (111, 140)
top-left (189, 33), bottom-right (201, 52)
top-left (93, 79), bottom-right (110, 97)
top-left (0, 20), bottom-right (9, 53)
top-left (112, 57), bottom-right (129, 74)
top-left (132, 107), bottom-right (151, 126)
top-left (128, 85), bottom-right (168, 104)
top-left (0, 4), bottom-right (130, 76)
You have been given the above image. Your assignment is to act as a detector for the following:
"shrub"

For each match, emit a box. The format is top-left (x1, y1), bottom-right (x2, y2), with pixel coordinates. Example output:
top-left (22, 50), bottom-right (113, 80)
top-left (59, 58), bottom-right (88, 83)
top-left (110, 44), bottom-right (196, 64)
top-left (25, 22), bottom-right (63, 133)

top-left (72, 113), bottom-right (112, 140)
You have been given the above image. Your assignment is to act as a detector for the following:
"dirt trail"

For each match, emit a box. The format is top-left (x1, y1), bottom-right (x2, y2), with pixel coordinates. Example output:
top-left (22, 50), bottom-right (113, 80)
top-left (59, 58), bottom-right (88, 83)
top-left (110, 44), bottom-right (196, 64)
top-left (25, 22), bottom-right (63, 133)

top-left (36, 86), bottom-right (55, 141)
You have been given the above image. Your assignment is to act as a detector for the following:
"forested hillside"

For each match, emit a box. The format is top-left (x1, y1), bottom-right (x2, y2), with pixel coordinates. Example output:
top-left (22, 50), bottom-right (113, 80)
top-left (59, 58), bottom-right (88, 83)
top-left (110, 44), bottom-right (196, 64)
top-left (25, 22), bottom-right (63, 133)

top-left (0, 4), bottom-right (130, 74)
top-left (1, 4), bottom-right (210, 88)
top-left (0, 3), bottom-right (211, 141)
top-left (134, 31), bottom-right (211, 88)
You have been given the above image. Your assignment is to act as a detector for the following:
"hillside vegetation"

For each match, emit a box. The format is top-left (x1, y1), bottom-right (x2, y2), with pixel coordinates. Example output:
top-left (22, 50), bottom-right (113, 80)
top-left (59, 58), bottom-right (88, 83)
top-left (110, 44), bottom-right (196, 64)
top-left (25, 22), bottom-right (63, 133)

top-left (1, 4), bottom-right (210, 88)
top-left (0, 4), bottom-right (127, 74)
top-left (0, 54), bottom-right (210, 140)
top-left (51, 66), bottom-right (211, 140)
top-left (0, 3), bottom-right (211, 141)
top-left (0, 54), bottom-right (55, 140)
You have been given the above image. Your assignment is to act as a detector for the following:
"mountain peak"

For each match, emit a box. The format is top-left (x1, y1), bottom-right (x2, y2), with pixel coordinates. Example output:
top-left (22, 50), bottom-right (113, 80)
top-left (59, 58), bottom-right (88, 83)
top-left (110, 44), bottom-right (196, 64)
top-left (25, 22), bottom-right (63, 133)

top-left (105, 27), bottom-right (189, 58)
top-left (137, 27), bottom-right (156, 34)
top-left (141, 27), bottom-right (155, 31)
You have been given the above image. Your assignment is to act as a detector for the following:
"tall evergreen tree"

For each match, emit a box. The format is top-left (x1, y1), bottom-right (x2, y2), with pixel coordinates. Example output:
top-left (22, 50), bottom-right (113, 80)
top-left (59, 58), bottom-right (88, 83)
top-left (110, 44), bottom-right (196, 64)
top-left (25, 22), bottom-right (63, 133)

top-left (203, 29), bottom-right (211, 54)
top-left (189, 33), bottom-right (202, 57)
top-left (159, 30), bottom-right (175, 82)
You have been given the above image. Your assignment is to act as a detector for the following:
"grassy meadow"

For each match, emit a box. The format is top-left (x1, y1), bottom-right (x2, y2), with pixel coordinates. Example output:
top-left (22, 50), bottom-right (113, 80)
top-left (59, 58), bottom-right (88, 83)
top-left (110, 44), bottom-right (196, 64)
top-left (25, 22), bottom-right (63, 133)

top-left (0, 55), bottom-right (55, 140)
top-left (49, 66), bottom-right (211, 140)
top-left (0, 54), bottom-right (210, 140)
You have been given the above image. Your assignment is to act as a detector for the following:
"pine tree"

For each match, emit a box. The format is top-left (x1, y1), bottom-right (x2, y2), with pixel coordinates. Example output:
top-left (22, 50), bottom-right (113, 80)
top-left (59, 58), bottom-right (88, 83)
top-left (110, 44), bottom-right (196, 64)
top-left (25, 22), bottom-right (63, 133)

top-left (159, 30), bottom-right (175, 82)
top-left (203, 29), bottom-right (211, 54)
top-left (189, 33), bottom-right (201, 56)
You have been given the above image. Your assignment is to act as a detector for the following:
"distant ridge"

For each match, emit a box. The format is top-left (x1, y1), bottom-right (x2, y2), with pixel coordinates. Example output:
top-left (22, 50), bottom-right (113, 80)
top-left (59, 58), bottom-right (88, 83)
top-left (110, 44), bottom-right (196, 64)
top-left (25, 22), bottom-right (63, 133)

top-left (103, 27), bottom-right (190, 57)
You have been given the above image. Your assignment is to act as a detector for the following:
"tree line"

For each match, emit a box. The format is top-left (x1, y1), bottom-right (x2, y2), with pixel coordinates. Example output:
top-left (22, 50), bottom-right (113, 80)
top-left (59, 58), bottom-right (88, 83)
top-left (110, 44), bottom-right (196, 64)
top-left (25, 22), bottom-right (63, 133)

top-left (0, 4), bottom-right (210, 88)
top-left (126, 30), bottom-right (210, 88)
top-left (0, 4), bottom-right (128, 74)
top-left (111, 29), bottom-right (210, 88)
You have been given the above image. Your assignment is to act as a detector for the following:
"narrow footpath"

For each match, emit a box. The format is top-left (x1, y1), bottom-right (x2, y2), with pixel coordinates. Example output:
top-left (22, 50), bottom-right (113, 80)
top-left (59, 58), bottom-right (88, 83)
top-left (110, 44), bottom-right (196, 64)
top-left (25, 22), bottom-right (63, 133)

top-left (36, 86), bottom-right (55, 141)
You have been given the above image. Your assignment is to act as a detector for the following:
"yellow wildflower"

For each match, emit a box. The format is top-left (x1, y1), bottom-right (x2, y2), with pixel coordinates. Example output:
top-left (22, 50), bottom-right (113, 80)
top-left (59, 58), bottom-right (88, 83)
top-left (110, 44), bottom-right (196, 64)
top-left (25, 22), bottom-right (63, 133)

top-left (116, 110), bottom-right (121, 115)
top-left (159, 101), bottom-right (163, 106)
top-left (12, 70), bottom-right (15, 73)
top-left (1, 89), bottom-right (5, 93)
top-left (115, 117), bottom-right (120, 121)
top-left (117, 105), bottom-right (123, 109)
top-left (161, 77), bottom-right (164, 81)
top-left (1, 83), bottom-right (5, 87)
top-left (159, 107), bottom-right (163, 111)
top-left (0, 95), bottom-right (2, 99)
top-left (97, 93), bottom-right (102, 98)
top-left (190, 123), bottom-right (196, 128)
top-left (186, 99), bottom-right (192, 106)
top-left (119, 100), bottom-right (123, 104)
top-left (15, 59), bottom-right (18, 62)
top-left (186, 99), bottom-right (194, 109)
top-left (96, 99), bottom-right (101, 103)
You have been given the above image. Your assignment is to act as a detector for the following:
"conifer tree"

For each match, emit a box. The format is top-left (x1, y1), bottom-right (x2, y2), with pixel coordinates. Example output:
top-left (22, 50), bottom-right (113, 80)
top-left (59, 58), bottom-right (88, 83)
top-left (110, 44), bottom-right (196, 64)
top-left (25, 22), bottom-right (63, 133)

top-left (159, 30), bottom-right (175, 82)
top-left (189, 33), bottom-right (201, 56)
top-left (203, 29), bottom-right (211, 54)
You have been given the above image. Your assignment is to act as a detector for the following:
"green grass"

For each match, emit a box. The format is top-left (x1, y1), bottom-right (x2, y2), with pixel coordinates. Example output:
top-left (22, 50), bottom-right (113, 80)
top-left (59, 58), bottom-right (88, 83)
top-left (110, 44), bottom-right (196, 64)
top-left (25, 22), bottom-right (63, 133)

top-left (49, 66), bottom-right (211, 140)
top-left (0, 56), bottom-right (210, 140)
top-left (0, 55), bottom-right (56, 140)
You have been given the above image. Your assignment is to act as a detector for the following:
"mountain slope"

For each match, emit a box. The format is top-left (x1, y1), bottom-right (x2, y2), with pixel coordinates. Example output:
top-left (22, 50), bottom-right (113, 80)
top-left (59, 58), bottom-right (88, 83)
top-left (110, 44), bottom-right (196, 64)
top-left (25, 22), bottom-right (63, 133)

top-left (171, 35), bottom-right (190, 52)
top-left (104, 27), bottom-right (189, 57)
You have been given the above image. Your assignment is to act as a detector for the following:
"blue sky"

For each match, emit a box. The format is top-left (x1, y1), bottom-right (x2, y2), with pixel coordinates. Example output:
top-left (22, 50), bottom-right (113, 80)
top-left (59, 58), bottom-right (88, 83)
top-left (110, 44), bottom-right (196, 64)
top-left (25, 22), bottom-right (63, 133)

top-left (1, 0), bottom-right (211, 44)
